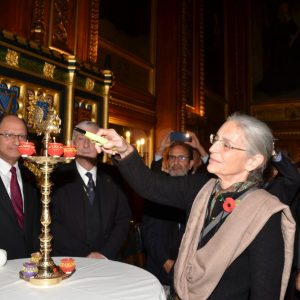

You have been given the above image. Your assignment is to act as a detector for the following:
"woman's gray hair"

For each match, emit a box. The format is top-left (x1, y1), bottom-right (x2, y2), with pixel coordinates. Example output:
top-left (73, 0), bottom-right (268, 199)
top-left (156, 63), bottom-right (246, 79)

top-left (227, 112), bottom-right (274, 184)
top-left (72, 121), bottom-right (100, 142)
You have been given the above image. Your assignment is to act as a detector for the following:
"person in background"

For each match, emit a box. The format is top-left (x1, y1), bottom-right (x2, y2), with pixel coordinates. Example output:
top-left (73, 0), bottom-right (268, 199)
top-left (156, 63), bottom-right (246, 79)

top-left (51, 121), bottom-right (131, 260)
top-left (263, 150), bottom-right (300, 206)
top-left (152, 130), bottom-right (208, 174)
top-left (142, 141), bottom-right (198, 298)
top-left (96, 112), bottom-right (295, 300)
top-left (0, 114), bottom-right (40, 259)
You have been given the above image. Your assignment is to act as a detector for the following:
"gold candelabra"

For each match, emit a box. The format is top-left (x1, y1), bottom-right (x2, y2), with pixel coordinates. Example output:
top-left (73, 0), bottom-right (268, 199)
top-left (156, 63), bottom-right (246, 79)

top-left (20, 107), bottom-right (75, 285)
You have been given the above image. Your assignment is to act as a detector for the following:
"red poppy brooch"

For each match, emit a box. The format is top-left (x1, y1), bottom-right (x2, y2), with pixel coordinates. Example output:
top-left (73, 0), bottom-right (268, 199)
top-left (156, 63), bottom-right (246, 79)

top-left (223, 197), bottom-right (240, 213)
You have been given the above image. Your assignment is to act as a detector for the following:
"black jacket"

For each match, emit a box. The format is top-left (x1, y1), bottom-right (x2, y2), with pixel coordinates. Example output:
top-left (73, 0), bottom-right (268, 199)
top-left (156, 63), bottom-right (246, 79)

top-left (0, 162), bottom-right (40, 259)
top-left (51, 161), bottom-right (131, 260)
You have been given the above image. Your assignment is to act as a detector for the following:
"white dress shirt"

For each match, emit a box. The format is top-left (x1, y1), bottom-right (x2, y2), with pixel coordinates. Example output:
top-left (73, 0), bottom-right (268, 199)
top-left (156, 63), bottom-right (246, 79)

top-left (0, 158), bottom-right (24, 207)
top-left (75, 161), bottom-right (97, 187)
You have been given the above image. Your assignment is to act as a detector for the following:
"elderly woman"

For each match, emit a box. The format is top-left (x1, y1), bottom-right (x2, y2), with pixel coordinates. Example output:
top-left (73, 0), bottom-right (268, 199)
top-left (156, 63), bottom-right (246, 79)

top-left (95, 113), bottom-right (295, 300)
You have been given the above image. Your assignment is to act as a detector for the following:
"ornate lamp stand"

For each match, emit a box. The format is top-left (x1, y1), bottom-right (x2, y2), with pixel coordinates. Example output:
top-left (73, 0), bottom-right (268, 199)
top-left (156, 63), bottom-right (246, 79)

top-left (20, 108), bottom-right (75, 285)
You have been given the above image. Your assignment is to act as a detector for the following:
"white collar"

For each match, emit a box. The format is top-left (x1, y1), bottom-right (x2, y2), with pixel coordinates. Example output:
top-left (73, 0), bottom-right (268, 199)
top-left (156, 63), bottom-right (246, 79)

top-left (75, 161), bottom-right (97, 183)
top-left (0, 158), bottom-right (19, 175)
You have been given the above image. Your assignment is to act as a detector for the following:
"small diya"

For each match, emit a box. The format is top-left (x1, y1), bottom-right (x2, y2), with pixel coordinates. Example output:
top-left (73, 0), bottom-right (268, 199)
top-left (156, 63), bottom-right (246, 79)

top-left (63, 143), bottom-right (77, 158)
top-left (20, 262), bottom-right (38, 279)
top-left (60, 258), bottom-right (76, 273)
top-left (48, 142), bottom-right (64, 157)
top-left (18, 141), bottom-right (36, 157)
top-left (30, 252), bottom-right (42, 264)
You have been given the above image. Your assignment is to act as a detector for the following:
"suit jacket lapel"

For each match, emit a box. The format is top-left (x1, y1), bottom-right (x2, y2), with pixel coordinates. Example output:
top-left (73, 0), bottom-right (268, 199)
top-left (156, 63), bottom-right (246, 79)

top-left (21, 170), bottom-right (35, 232)
top-left (95, 170), bottom-right (106, 231)
top-left (70, 163), bottom-right (90, 210)
top-left (0, 176), bottom-right (22, 230)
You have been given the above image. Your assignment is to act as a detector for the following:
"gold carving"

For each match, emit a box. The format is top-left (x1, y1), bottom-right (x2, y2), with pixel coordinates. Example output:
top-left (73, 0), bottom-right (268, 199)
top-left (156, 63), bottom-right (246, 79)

top-left (52, 0), bottom-right (70, 45)
top-left (23, 160), bottom-right (42, 186)
top-left (34, 106), bottom-right (61, 136)
top-left (30, 0), bottom-right (46, 42)
top-left (85, 77), bottom-right (95, 91)
top-left (88, 0), bottom-right (100, 63)
top-left (6, 49), bottom-right (19, 67)
top-left (43, 62), bottom-right (55, 78)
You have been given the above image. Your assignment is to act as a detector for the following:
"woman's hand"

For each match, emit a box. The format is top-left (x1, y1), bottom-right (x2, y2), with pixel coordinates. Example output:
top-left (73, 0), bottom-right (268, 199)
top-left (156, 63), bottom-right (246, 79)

top-left (95, 128), bottom-right (134, 158)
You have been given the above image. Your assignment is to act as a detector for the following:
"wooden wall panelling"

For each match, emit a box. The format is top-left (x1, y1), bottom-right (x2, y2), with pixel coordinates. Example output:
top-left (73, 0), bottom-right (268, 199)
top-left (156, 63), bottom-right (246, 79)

top-left (75, 0), bottom-right (100, 62)
top-left (108, 84), bottom-right (156, 165)
top-left (98, 39), bottom-right (155, 104)
top-left (225, 0), bottom-right (250, 114)
top-left (97, 40), bottom-right (156, 164)
top-left (155, 0), bottom-right (181, 148)
top-left (204, 0), bottom-right (227, 131)
top-left (48, 0), bottom-right (78, 55)
top-left (182, 0), bottom-right (209, 145)
top-left (0, 0), bottom-right (35, 38)
top-left (98, 0), bottom-right (156, 164)
top-left (30, 0), bottom-right (50, 44)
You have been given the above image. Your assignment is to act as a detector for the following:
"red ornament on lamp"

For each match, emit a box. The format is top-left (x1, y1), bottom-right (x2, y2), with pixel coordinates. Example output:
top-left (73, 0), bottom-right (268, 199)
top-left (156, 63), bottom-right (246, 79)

top-left (18, 141), bottom-right (36, 157)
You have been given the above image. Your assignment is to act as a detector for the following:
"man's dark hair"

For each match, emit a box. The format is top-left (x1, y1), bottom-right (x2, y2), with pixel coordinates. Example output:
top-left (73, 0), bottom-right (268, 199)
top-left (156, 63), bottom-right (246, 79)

top-left (169, 141), bottom-right (193, 160)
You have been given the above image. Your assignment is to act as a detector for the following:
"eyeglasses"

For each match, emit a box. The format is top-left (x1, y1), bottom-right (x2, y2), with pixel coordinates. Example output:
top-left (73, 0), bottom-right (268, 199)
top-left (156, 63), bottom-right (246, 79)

top-left (168, 154), bottom-right (189, 161)
top-left (0, 133), bottom-right (27, 141)
top-left (210, 134), bottom-right (247, 152)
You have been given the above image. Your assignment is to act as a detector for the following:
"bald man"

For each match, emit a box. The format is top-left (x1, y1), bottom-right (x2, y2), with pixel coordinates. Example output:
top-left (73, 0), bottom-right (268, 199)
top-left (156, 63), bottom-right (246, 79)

top-left (0, 115), bottom-right (40, 259)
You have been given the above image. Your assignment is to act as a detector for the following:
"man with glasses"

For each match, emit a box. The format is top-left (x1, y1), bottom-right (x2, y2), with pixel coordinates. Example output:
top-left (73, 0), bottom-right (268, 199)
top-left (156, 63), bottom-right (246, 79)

top-left (142, 141), bottom-right (209, 298)
top-left (166, 141), bottom-right (194, 176)
top-left (0, 114), bottom-right (40, 259)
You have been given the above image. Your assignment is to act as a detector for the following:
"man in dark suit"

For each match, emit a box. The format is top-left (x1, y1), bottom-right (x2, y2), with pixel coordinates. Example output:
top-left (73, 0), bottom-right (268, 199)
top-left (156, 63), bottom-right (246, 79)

top-left (0, 114), bottom-right (40, 259)
top-left (264, 151), bottom-right (300, 206)
top-left (51, 121), bottom-right (131, 260)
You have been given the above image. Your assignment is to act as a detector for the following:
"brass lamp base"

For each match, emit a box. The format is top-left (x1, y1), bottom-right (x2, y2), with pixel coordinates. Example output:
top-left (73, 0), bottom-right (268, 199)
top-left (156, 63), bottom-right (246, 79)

top-left (20, 265), bottom-right (75, 286)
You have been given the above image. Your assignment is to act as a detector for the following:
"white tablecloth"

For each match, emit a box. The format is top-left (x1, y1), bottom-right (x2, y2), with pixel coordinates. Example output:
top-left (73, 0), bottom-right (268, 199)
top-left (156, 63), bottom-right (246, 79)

top-left (0, 257), bottom-right (166, 300)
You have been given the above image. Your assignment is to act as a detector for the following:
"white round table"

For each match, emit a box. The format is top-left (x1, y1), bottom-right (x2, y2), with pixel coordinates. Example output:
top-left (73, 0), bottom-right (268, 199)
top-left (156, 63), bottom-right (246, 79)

top-left (0, 257), bottom-right (166, 300)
